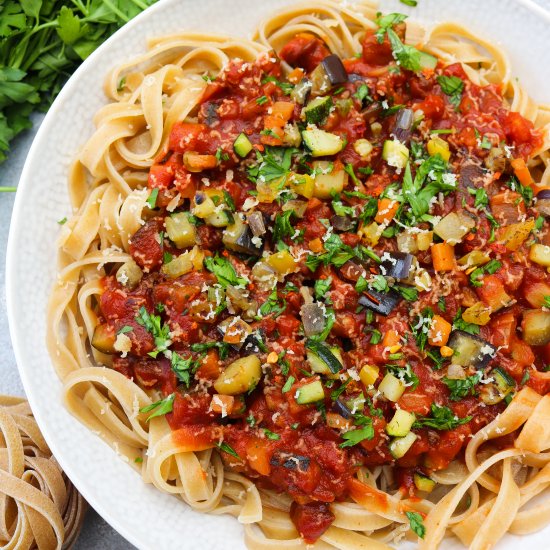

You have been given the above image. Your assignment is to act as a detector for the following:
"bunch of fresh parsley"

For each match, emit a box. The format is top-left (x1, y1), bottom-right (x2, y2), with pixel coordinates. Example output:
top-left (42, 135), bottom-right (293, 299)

top-left (0, 0), bottom-right (157, 165)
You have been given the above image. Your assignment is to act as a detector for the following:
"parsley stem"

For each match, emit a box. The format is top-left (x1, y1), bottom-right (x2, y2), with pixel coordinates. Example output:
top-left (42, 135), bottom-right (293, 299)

top-left (0, 187), bottom-right (16, 192)
top-left (101, 0), bottom-right (131, 22)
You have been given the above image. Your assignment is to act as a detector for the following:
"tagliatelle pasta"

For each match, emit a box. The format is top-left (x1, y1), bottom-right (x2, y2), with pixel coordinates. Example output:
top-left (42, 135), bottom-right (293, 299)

top-left (47, 1), bottom-right (550, 548)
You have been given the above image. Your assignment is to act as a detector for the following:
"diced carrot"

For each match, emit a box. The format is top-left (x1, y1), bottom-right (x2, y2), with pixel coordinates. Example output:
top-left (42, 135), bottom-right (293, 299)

top-left (264, 114), bottom-right (285, 130)
top-left (246, 438), bottom-right (272, 475)
top-left (432, 242), bottom-right (455, 272)
top-left (374, 198), bottom-right (399, 224)
top-left (287, 67), bottom-right (305, 84)
top-left (428, 315), bottom-right (452, 347)
top-left (183, 152), bottom-right (217, 172)
top-left (210, 394), bottom-right (235, 415)
top-left (271, 101), bottom-right (295, 122)
top-left (511, 158), bottom-right (534, 188)
top-left (195, 349), bottom-right (221, 380)
top-left (476, 274), bottom-right (511, 311)
top-left (309, 238), bottom-right (324, 253)
top-left (260, 131), bottom-right (284, 146)
top-left (172, 425), bottom-right (219, 452)
top-left (382, 329), bottom-right (400, 348)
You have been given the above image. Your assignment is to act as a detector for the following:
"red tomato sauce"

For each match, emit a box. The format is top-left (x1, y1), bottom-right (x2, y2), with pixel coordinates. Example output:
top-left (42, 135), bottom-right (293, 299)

top-left (94, 18), bottom-right (549, 544)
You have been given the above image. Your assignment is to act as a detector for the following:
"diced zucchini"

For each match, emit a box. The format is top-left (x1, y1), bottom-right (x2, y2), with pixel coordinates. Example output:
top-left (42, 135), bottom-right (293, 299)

top-left (205, 209), bottom-right (232, 228)
top-left (307, 346), bottom-right (343, 375)
top-left (302, 128), bottom-right (344, 157)
top-left (434, 212), bottom-right (475, 244)
top-left (427, 136), bottom-right (450, 162)
top-left (161, 247), bottom-right (204, 279)
top-left (303, 96), bottom-right (333, 125)
top-left (521, 309), bottom-right (550, 346)
top-left (529, 243), bottom-right (550, 267)
top-left (296, 380), bottom-right (325, 404)
top-left (116, 259), bottom-right (143, 289)
top-left (493, 367), bottom-right (515, 395)
top-left (382, 139), bottom-right (409, 169)
top-left (353, 139), bottom-right (373, 159)
top-left (479, 383), bottom-right (506, 405)
top-left (414, 473), bottom-right (436, 493)
top-left (283, 124), bottom-right (302, 147)
top-left (192, 192), bottom-right (217, 218)
top-left (386, 409), bottom-right (416, 437)
top-left (312, 161), bottom-right (347, 198)
top-left (165, 212), bottom-right (196, 249)
top-left (91, 323), bottom-right (116, 354)
top-left (418, 51), bottom-right (438, 70)
top-left (359, 365), bottom-right (379, 387)
top-left (234, 133), bottom-right (253, 158)
top-left (378, 373), bottom-right (406, 402)
top-left (344, 393), bottom-right (366, 414)
top-left (389, 432), bottom-right (417, 459)
top-left (214, 356), bottom-right (262, 395)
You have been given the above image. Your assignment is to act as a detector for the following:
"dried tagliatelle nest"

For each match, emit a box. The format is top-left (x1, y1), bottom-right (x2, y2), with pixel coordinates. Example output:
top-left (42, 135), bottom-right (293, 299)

top-left (0, 395), bottom-right (86, 549)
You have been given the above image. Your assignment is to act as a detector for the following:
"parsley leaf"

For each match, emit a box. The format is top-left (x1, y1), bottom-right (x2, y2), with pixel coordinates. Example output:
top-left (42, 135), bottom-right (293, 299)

top-left (413, 403), bottom-right (471, 430)
top-left (135, 306), bottom-right (171, 358)
top-left (247, 146), bottom-right (299, 184)
top-left (543, 296), bottom-right (550, 308)
top-left (375, 13), bottom-right (408, 43)
top-left (314, 277), bottom-right (332, 300)
top-left (216, 441), bottom-right (240, 459)
top-left (437, 75), bottom-right (464, 108)
top-left (339, 415), bottom-right (374, 447)
top-left (171, 353), bottom-right (196, 387)
top-left (353, 84), bottom-right (373, 104)
top-left (263, 428), bottom-right (281, 440)
top-left (261, 76), bottom-right (294, 95)
top-left (259, 289), bottom-right (286, 317)
top-left (443, 373), bottom-right (481, 400)
top-left (386, 28), bottom-right (423, 72)
top-left (406, 511), bottom-right (426, 539)
top-left (140, 393), bottom-right (175, 422)
top-left (204, 255), bottom-right (248, 288)
top-left (146, 188), bottom-right (159, 209)
top-left (273, 210), bottom-right (295, 242)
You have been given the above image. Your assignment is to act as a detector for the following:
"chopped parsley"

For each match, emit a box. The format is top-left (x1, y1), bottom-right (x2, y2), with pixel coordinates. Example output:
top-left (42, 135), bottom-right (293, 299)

top-left (216, 441), bottom-right (240, 459)
top-left (171, 353), bottom-right (196, 387)
top-left (387, 28), bottom-right (425, 72)
top-left (452, 308), bottom-right (480, 335)
top-left (413, 404), bottom-right (472, 430)
top-left (437, 75), bottom-right (464, 109)
top-left (273, 210), bottom-right (295, 242)
top-left (140, 393), bottom-right (175, 422)
top-left (314, 277), bottom-right (333, 300)
top-left (263, 428), bottom-right (281, 440)
top-left (339, 414), bottom-right (374, 448)
top-left (375, 13), bottom-right (408, 43)
top-left (282, 376), bottom-right (295, 393)
top-left (261, 75), bottom-right (294, 95)
top-left (146, 188), bottom-right (159, 209)
top-left (353, 84), bottom-right (373, 104)
top-left (135, 306), bottom-right (171, 358)
top-left (406, 511), bottom-right (426, 539)
top-left (204, 255), bottom-right (248, 288)
top-left (443, 373), bottom-right (482, 401)
top-left (258, 289), bottom-right (286, 317)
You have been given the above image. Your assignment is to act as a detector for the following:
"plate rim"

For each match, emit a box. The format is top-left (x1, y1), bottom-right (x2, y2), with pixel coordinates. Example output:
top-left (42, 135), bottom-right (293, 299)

top-left (6, 0), bottom-right (550, 548)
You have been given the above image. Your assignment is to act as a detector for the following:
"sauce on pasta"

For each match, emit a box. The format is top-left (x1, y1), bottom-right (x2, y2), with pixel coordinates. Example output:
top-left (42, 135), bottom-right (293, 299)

top-left (49, 3), bottom-right (550, 548)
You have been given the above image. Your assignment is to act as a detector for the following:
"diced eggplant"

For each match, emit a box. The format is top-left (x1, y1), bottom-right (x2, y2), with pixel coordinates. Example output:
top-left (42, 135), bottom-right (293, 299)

top-left (223, 216), bottom-right (262, 256)
top-left (309, 64), bottom-right (332, 96)
top-left (448, 330), bottom-right (496, 368)
top-left (331, 215), bottom-right (355, 232)
top-left (116, 259), bottom-right (143, 289)
top-left (301, 303), bottom-right (326, 336)
top-left (91, 323), bottom-right (116, 354)
top-left (392, 108), bottom-right (414, 143)
top-left (246, 211), bottom-right (266, 236)
top-left (480, 368), bottom-right (514, 405)
top-left (484, 147), bottom-right (508, 173)
top-left (242, 330), bottom-right (266, 354)
top-left (347, 74), bottom-right (363, 82)
top-left (332, 399), bottom-right (352, 419)
top-left (535, 189), bottom-right (550, 217)
top-left (358, 289), bottom-right (400, 316)
top-left (459, 162), bottom-right (485, 188)
top-left (270, 451), bottom-right (310, 472)
top-left (321, 54), bottom-right (348, 85)
top-left (380, 251), bottom-right (413, 279)
top-left (291, 78), bottom-right (312, 105)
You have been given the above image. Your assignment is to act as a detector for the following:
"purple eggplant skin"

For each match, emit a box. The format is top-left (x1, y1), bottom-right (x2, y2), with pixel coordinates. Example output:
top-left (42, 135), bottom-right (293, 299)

top-left (270, 451), bottom-right (310, 472)
top-left (321, 54), bottom-right (348, 85)
top-left (448, 330), bottom-right (496, 369)
top-left (392, 108), bottom-right (414, 143)
top-left (332, 398), bottom-right (352, 419)
top-left (536, 189), bottom-right (550, 217)
top-left (358, 289), bottom-right (400, 316)
top-left (331, 215), bottom-right (355, 232)
top-left (381, 251), bottom-right (413, 279)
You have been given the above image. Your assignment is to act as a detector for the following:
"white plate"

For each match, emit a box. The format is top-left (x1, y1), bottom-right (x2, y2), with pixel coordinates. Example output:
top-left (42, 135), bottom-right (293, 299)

top-left (6, 1), bottom-right (550, 548)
